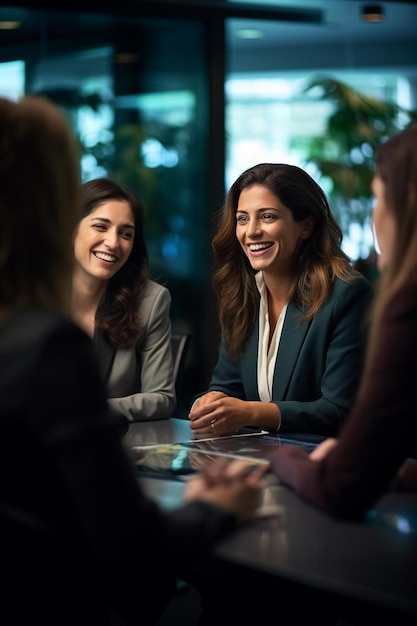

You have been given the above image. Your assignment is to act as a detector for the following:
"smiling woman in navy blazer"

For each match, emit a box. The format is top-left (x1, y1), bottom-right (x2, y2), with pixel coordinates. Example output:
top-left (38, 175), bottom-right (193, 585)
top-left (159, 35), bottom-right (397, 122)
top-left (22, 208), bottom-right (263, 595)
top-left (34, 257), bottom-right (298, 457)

top-left (189, 163), bottom-right (373, 437)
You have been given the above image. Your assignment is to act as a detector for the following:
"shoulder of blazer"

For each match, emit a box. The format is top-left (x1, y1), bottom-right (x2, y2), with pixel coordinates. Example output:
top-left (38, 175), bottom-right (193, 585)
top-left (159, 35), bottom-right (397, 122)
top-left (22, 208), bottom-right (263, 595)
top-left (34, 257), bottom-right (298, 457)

top-left (334, 274), bottom-right (372, 292)
top-left (143, 279), bottom-right (171, 301)
top-left (331, 274), bottom-right (374, 302)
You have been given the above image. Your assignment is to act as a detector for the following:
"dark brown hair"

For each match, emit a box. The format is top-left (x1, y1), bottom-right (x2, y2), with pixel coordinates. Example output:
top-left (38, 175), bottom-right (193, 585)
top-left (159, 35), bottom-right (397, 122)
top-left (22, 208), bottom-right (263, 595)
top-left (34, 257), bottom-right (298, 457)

top-left (360, 124), bottom-right (417, 388)
top-left (0, 95), bottom-right (81, 313)
top-left (81, 177), bottom-right (149, 347)
top-left (212, 163), bottom-right (358, 357)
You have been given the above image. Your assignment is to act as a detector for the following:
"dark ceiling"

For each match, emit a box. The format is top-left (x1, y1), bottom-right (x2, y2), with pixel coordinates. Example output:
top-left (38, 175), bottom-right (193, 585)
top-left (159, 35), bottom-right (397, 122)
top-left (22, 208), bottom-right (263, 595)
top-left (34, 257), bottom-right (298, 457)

top-left (1, 1), bottom-right (416, 72)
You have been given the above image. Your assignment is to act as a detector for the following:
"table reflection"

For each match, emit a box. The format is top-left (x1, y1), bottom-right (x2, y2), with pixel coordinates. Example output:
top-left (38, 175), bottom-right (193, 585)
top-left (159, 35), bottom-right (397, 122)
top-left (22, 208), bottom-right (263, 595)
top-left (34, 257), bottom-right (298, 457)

top-left (124, 417), bottom-right (192, 448)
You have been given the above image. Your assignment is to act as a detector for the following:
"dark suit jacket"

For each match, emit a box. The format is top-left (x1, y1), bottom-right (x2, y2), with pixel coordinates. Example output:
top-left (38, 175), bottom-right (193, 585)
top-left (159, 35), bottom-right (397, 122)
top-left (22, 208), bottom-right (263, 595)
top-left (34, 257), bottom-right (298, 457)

top-left (270, 281), bottom-right (417, 520)
top-left (0, 308), bottom-right (237, 625)
top-left (207, 275), bottom-right (373, 436)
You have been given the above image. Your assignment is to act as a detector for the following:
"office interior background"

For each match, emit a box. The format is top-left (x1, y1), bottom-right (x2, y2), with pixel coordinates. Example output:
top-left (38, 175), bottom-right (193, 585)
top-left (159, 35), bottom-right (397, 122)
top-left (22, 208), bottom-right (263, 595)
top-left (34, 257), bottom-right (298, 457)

top-left (1, 0), bottom-right (417, 405)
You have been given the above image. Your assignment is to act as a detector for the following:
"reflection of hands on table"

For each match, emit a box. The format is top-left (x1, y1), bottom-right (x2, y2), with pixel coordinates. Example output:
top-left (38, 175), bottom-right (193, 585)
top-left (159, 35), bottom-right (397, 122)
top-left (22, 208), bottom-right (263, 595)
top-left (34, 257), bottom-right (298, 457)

top-left (188, 447), bottom-right (269, 474)
top-left (188, 449), bottom-right (218, 471)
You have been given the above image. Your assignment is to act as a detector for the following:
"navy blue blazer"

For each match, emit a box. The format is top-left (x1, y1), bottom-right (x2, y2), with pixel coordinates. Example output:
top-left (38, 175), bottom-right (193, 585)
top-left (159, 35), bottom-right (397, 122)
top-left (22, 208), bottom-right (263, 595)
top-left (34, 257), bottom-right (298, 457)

top-left (207, 275), bottom-right (373, 436)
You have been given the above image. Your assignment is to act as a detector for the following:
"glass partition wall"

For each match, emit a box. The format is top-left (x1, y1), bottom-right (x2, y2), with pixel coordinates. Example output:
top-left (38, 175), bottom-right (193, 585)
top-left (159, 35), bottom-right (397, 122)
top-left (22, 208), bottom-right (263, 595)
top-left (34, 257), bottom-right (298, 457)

top-left (0, 7), bottom-right (223, 407)
top-left (1, 1), bottom-right (417, 409)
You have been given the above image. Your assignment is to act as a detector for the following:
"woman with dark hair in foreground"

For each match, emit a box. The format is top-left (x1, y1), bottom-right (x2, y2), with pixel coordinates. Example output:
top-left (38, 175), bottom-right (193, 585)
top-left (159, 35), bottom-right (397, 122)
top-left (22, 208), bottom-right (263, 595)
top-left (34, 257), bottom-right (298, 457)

top-left (269, 124), bottom-right (417, 520)
top-left (0, 95), bottom-right (265, 626)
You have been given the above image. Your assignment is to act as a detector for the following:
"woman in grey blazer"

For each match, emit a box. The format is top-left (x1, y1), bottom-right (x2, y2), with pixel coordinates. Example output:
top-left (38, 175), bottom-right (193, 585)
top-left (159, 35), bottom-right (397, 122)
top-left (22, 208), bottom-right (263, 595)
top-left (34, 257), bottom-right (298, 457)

top-left (73, 178), bottom-right (175, 422)
top-left (189, 163), bottom-right (373, 437)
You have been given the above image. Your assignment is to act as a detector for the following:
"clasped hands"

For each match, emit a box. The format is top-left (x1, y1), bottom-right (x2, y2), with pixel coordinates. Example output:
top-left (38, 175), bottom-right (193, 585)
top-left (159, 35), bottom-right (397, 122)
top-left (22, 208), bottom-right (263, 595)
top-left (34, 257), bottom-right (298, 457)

top-left (188, 391), bottom-right (250, 436)
top-left (183, 457), bottom-right (267, 523)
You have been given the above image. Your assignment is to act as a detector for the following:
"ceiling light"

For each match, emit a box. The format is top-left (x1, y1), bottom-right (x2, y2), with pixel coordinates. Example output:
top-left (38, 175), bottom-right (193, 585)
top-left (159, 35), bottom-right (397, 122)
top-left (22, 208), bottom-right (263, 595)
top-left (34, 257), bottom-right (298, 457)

top-left (115, 53), bottom-right (139, 64)
top-left (236, 28), bottom-right (264, 40)
top-left (361, 5), bottom-right (385, 23)
top-left (0, 21), bottom-right (21, 30)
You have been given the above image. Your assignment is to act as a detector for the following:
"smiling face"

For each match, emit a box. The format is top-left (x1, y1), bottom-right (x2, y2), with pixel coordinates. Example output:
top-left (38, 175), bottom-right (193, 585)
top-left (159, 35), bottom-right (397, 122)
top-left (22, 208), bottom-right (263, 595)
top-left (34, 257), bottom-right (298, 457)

top-left (235, 184), bottom-right (313, 277)
top-left (371, 174), bottom-right (397, 273)
top-left (73, 199), bottom-right (135, 284)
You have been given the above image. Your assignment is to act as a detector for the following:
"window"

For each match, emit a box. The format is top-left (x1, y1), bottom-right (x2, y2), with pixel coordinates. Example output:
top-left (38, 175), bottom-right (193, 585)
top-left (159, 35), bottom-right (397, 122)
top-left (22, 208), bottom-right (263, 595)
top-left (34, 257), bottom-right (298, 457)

top-left (225, 70), bottom-right (412, 260)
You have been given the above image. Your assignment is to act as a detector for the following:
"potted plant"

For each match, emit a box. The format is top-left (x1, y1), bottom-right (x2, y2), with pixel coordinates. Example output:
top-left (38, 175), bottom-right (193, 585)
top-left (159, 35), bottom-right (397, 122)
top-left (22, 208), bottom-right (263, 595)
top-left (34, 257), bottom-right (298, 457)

top-left (300, 76), bottom-right (417, 276)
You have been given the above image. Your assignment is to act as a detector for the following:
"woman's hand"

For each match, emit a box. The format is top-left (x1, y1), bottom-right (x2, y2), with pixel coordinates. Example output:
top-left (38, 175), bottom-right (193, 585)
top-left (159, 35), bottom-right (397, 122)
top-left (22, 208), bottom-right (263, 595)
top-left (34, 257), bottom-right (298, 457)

top-left (189, 393), bottom-right (245, 435)
top-left (183, 458), bottom-right (267, 523)
top-left (309, 437), bottom-right (338, 461)
top-left (189, 393), bottom-right (280, 435)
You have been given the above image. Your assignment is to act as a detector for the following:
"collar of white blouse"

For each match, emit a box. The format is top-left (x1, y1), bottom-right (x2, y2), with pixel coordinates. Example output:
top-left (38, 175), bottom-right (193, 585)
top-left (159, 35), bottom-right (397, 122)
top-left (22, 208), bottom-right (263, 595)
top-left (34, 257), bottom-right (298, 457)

top-left (256, 273), bottom-right (287, 402)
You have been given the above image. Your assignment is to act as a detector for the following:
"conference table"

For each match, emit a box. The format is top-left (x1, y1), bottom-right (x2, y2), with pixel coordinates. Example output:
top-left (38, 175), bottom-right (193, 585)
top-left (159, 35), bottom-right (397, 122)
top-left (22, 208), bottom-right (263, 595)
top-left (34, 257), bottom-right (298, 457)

top-left (125, 417), bottom-right (417, 623)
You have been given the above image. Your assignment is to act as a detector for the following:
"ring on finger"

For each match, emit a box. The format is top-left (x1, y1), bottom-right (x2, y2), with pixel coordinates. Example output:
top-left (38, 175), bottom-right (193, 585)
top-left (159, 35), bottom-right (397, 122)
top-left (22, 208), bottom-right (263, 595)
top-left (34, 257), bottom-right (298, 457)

top-left (210, 419), bottom-right (216, 431)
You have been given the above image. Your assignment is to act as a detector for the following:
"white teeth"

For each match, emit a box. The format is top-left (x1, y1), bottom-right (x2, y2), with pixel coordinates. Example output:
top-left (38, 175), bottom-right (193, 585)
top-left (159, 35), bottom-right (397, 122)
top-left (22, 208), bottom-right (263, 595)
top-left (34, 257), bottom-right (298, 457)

top-left (94, 252), bottom-right (116, 262)
top-left (249, 243), bottom-right (272, 251)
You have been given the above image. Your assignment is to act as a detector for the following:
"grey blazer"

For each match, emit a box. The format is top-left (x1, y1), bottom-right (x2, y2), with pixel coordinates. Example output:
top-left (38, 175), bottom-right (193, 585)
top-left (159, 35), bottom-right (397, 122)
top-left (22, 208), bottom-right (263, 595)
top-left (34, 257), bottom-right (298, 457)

top-left (94, 280), bottom-right (176, 422)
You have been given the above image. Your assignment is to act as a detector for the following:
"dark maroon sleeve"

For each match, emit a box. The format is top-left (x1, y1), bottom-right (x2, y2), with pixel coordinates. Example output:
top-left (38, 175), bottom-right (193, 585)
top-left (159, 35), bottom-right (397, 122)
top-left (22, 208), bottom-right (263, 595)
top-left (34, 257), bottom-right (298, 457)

top-left (395, 462), bottom-right (417, 491)
top-left (269, 282), bottom-right (417, 520)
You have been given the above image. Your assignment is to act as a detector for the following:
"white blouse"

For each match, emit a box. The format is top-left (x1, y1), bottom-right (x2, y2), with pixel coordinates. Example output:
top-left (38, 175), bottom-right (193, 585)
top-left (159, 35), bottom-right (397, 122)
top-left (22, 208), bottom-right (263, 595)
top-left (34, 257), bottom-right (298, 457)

top-left (255, 272), bottom-right (287, 402)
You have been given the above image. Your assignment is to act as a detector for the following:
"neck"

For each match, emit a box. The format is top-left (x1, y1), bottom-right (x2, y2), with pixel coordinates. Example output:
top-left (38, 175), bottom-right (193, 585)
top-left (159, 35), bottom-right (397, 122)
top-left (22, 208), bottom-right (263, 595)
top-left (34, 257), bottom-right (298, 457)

top-left (262, 271), bottom-right (293, 303)
top-left (72, 270), bottom-right (106, 315)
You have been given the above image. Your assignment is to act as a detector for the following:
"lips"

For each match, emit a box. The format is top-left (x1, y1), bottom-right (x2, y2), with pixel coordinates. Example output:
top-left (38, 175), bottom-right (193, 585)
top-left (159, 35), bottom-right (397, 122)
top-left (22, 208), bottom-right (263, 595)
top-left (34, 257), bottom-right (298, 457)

top-left (93, 251), bottom-right (117, 263)
top-left (249, 242), bottom-right (273, 252)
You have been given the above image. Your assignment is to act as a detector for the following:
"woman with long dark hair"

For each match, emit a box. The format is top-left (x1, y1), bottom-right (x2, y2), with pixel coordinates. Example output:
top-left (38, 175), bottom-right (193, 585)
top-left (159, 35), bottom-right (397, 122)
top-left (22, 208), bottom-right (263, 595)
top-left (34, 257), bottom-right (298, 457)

top-left (270, 125), bottom-right (417, 520)
top-left (72, 177), bottom-right (175, 422)
top-left (189, 163), bottom-right (373, 437)
top-left (0, 94), bottom-right (265, 626)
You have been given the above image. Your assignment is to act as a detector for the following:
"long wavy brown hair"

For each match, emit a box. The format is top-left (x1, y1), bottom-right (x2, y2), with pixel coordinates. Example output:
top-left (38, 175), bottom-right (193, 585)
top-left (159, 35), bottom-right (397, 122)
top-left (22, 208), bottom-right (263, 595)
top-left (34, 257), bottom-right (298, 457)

top-left (0, 95), bottom-right (81, 315)
top-left (212, 163), bottom-right (359, 358)
top-left (81, 178), bottom-right (150, 347)
top-left (359, 124), bottom-right (417, 394)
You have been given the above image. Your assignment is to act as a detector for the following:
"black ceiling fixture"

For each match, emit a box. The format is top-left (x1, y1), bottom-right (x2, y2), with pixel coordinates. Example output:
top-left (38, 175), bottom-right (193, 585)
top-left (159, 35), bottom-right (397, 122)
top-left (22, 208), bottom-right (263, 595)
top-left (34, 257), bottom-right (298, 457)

top-left (361, 4), bottom-right (385, 22)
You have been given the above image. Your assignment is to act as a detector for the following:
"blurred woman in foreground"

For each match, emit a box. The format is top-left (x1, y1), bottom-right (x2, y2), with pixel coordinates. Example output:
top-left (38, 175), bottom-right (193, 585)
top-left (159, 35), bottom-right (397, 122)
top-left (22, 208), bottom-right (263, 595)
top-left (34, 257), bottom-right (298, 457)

top-left (270, 124), bottom-right (417, 520)
top-left (0, 94), bottom-right (265, 626)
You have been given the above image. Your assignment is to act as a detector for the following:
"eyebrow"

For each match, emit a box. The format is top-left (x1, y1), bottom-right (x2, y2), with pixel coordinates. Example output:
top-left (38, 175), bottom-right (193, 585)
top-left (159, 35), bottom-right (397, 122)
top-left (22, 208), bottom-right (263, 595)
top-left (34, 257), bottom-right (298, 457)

top-left (236, 207), bottom-right (279, 213)
top-left (90, 216), bottom-right (135, 230)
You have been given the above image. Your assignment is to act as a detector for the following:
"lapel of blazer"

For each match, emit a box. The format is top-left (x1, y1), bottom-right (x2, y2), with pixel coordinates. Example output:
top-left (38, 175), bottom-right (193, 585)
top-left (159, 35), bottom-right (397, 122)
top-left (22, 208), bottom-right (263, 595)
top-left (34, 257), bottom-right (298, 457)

top-left (272, 303), bottom-right (311, 399)
top-left (243, 320), bottom-right (260, 398)
top-left (93, 330), bottom-right (116, 385)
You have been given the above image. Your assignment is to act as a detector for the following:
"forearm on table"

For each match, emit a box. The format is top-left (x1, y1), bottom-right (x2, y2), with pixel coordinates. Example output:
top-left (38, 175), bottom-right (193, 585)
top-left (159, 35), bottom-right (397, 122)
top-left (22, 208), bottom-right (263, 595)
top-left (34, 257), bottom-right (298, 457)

top-left (248, 400), bottom-right (281, 431)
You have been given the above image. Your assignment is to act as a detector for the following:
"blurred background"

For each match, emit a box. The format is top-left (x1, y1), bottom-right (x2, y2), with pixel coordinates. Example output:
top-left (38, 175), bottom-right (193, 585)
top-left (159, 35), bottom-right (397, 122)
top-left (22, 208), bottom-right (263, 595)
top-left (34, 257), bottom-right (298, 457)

top-left (1, 0), bottom-right (416, 409)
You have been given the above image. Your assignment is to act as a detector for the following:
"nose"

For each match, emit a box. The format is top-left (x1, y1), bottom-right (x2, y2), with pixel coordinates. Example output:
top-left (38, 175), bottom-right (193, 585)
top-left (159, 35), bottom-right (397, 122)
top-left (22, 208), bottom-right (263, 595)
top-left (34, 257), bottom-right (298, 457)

top-left (104, 229), bottom-right (119, 249)
top-left (246, 217), bottom-right (262, 238)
